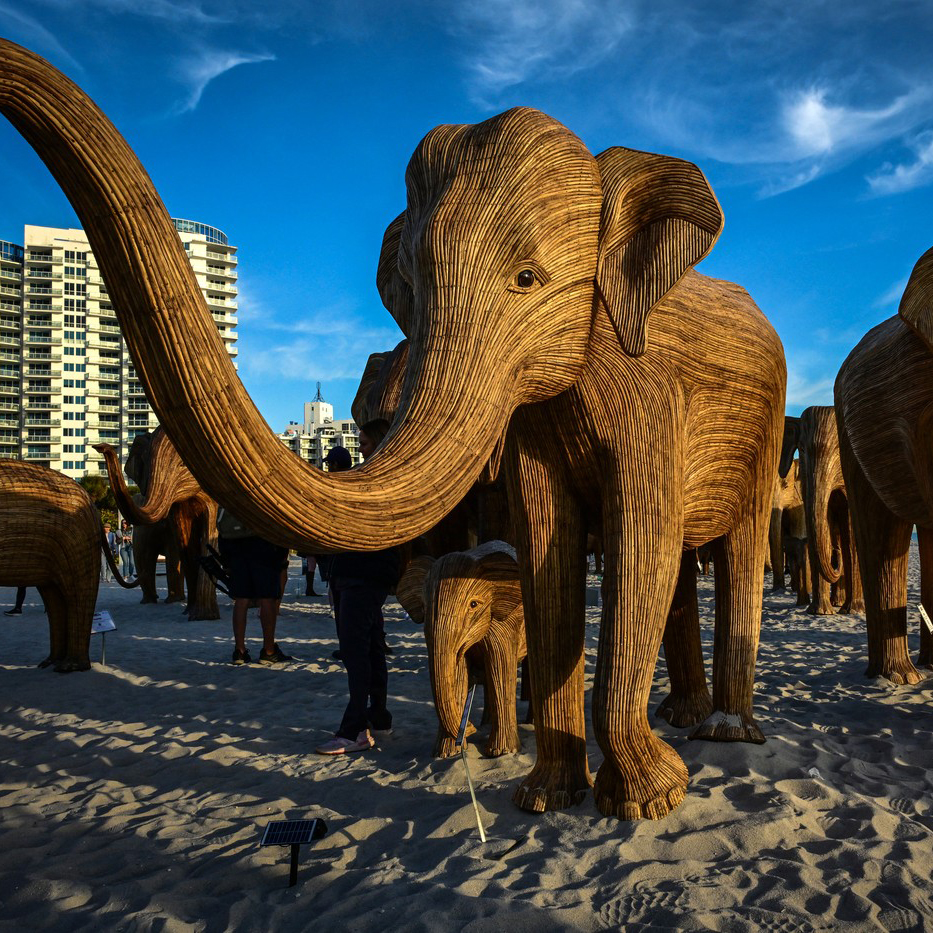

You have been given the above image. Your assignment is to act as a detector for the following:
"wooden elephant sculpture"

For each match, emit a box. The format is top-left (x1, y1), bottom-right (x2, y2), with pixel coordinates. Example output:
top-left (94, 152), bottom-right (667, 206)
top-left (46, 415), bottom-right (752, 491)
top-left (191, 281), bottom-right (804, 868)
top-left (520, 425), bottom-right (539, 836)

top-left (421, 542), bottom-right (528, 758)
top-left (0, 460), bottom-right (137, 671)
top-left (770, 459), bottom-right (810, 606)
top-left (96, 428), bottom-right (219, 620)
top-left (0, 47), bottom-right (788, 821)
top-left (793, 406), bottom-right (863, 616)
top-left (835, 246), bottom-right (933, 683)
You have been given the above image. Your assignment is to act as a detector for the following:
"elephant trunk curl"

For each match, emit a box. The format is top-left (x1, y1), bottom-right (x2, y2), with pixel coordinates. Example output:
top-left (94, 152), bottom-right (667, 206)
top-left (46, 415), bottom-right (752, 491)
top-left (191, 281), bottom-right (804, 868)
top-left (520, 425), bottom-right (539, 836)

top-left (0, 40), bottom-right (511, 554)
top-left (426, 611), bottom-right (470, 758)
top-left (806, 464), bottom-right (842, 585)
top-left (95, 443), bottom-right (175, 525)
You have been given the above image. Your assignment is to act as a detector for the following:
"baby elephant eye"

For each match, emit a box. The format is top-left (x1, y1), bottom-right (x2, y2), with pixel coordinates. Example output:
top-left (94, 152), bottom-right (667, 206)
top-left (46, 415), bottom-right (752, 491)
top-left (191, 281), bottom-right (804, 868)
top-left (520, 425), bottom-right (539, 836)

top-left (516, 269), bottom-right (536, 289)
top-left (469, 600), bottom-right (479, 609)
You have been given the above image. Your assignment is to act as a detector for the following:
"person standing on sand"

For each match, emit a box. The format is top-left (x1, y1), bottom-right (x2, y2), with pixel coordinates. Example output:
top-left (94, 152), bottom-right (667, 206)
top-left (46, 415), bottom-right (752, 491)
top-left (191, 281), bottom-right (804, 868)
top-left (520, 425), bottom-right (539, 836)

top-left (316, 441), bottom-right (401, 755)
top-left (217, 507), bottom-right (292, 666)
top-left (101, 522), bottom-right (118, 582)
top-left (119, 519), bottom-right (136, 579)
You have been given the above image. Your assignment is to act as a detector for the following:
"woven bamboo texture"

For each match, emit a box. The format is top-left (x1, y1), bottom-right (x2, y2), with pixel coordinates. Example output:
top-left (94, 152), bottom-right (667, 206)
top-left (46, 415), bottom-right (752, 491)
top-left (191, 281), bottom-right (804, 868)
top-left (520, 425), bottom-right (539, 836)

top-left (95, 431), bottom-right (219, 620)
top-left (0, 459), bottom-right (112, 670)
top-left (0, 41), bottom-right (787, 820)
top-left (834, 245), bottom-right (933, 682)
top-left (422, 543), bottom-right (527, 759)
top-left (796, 406), bottom-right (863, 616)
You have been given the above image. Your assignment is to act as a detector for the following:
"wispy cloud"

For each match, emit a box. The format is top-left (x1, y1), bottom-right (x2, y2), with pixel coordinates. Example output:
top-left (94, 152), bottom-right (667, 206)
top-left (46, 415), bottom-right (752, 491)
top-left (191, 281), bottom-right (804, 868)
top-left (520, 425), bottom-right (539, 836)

top-left (29, 0), bottom-right (227, 24)
top-left (785, 364), bottom-right (835, 409)
top-left (873, 277), bottom-right (909, 310)
top-left (0, 2), bottom-right (83, 71)
top-left (171, 47), bottom-right (275, 114)
top-left (867, 130), bottom-right (933, 195)
top-left (454, 0), bottom-right (634, 103)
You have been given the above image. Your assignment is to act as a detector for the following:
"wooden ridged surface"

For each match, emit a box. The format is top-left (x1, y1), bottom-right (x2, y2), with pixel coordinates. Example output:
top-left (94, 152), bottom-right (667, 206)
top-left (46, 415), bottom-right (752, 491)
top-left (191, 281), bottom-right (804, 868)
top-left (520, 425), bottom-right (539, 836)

top-left (0, 459), bottom-right (105, 670)
top-left (95, 431), bottom-right (218, 620)
top-left (797, 406), bottom-right (862, 615)
top-left (836, 297), bottom-right (933, 684)
top-left (0, 41), bottom-right (787, 820)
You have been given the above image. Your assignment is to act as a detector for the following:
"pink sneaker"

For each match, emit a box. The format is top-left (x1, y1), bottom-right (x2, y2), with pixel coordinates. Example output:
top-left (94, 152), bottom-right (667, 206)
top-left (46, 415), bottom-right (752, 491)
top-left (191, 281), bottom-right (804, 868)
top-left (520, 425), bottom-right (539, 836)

top-left (315, 730), bottom-right (374, 755)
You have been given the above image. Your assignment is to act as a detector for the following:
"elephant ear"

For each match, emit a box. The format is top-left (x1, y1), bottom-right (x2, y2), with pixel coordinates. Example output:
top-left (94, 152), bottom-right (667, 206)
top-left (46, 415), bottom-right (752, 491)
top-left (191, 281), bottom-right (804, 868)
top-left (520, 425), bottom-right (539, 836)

top-left (376, 212), bottom-right (415, 338)
top-left (898, 246), bottom-right (933, 355)
top-left (595, 147), bottom-right (723, 357)
top-left (351, 340), bottom-right (409, 427)
top-left (779, 416), bottom-right (801, 479)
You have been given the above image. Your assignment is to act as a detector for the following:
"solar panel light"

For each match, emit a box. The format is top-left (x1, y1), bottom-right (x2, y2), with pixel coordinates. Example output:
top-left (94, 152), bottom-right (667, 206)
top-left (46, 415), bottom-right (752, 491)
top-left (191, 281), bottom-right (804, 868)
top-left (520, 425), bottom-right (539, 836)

top-left (259, 817), bottom-right (328, 887)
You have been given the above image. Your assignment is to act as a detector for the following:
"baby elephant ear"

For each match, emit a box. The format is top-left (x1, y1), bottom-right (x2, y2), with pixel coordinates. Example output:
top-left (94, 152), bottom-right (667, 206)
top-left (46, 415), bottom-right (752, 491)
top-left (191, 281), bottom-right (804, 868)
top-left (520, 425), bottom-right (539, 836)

top-left (898, 246), bottom-right (933, 355)
top-left (596, 147), bottom-right (723, 356)
top-left (376, 212), bottom-right (415, 337)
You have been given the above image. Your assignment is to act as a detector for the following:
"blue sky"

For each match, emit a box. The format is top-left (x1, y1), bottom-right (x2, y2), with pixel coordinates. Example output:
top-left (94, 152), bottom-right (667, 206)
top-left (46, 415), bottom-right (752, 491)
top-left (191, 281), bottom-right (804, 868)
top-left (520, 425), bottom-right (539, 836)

top-left (1, 1), bottom-right (932, 429)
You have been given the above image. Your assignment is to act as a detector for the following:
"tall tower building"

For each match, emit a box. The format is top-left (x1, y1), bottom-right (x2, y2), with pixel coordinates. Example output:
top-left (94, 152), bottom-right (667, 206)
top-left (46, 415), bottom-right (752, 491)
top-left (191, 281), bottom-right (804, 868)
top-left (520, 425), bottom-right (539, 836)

top-left (0, 219), bottom-right (237, 479)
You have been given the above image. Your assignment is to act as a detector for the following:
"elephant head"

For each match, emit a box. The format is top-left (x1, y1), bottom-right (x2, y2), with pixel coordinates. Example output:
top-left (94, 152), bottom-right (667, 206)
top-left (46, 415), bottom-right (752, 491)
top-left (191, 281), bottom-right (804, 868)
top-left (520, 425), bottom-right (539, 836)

top-left (423, 542), bottom-right (524, 755)
top-left (779, 415), bottom-right (801, 479)
top-left (0, 41), bottom-right (720, 555)
top-left (94, 429), bottom-right (202, 525)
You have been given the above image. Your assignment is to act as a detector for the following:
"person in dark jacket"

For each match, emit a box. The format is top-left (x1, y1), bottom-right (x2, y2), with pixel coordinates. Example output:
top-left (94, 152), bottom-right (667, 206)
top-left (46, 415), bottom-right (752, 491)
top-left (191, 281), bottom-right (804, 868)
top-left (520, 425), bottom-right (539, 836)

top-left (316, 443), bottom-right (401, 755)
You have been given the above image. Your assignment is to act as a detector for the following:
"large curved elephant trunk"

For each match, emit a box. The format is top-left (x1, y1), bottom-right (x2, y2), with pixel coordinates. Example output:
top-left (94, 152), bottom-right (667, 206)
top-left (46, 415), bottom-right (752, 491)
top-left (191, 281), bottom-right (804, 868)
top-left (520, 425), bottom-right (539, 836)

top-left (0, 40), bottom-right (511, 553)
top-left (425, 604), bottom-right (471, 758)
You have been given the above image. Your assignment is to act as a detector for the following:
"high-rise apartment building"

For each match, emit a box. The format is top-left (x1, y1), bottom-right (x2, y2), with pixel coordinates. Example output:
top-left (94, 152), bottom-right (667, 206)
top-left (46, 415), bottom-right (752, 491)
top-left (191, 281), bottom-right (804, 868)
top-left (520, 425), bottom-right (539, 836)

top-left (277, 386), bottom-right (361, 468)
top-left (0, 219), bottom-right (237, 479)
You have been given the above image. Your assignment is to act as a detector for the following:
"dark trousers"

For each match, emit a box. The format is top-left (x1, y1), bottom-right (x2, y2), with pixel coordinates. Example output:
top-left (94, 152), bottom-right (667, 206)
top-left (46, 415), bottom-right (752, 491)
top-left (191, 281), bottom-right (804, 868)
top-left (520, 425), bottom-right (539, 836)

top-left (333, 579), bottom-right (391, 739)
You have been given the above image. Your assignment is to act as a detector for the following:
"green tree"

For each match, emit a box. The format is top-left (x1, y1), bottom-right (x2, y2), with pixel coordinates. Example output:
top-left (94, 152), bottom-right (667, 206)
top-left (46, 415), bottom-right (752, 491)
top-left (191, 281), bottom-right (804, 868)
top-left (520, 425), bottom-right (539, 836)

top-left (78, 472), bottom-right (138, 527)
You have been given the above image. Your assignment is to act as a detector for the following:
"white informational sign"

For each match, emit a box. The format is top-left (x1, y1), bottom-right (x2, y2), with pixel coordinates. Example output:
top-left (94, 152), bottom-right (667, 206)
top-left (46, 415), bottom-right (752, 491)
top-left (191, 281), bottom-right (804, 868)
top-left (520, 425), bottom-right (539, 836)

top-left (919, 604), bottom-right (933, 635)
top-left (91, 610), bottom-right (116, 634)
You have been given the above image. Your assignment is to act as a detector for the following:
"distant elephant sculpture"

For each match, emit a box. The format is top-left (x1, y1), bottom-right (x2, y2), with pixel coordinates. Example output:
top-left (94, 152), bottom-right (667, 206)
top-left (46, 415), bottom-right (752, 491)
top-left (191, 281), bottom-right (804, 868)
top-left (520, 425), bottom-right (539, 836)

top-left (794, 406), bottom-right (863, 616)
top-left (132, 512), bottom-right (185, 605)
top-left (419, 542), bottom-right (528, 758)
top-left (770, 459), bottom-right (810, 606)
top-left (0, 460), bottom-right (138, 671)
top-left (0, 46), bottom-right (788, 821)
top-left (95, 428), bottom-right (219, 620)
top-left (835, 246), bottom-right (933, 683)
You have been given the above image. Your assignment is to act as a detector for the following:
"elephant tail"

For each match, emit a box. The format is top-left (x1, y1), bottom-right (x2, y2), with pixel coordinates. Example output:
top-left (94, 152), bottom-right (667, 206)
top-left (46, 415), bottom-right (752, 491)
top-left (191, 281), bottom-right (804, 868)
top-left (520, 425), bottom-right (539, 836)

top-left (100, 526), bottom-right (140, 589)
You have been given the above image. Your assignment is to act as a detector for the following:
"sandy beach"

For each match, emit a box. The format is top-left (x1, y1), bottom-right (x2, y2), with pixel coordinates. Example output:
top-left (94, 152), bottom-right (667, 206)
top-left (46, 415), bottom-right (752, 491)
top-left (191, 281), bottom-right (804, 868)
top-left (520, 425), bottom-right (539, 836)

top-left (1, 551), bottom-right (931, 932)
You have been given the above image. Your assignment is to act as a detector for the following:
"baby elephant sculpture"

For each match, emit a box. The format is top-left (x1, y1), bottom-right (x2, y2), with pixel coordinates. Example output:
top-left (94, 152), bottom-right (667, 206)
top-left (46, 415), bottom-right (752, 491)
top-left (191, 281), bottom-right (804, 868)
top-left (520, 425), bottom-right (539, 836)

top-left (423, 542), bottom-right (527, 759)
top-left (0, 460), bottom-right (137, 671)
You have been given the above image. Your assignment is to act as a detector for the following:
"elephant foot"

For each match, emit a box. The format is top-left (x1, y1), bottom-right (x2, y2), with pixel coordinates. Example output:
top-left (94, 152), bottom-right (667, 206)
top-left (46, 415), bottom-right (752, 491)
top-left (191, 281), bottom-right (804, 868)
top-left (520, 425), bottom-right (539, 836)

top-left (690, 709), bottom-right (765, 744)
top-left (806, 598), bottom-right (836, 616)
top-left (795, 594), bottom-right (809, 608)
top-left (866, 659), bottom-right (926, 685)
top-left (512, 759), bottom-right (592, 813)
top-left (592, 738), bottom-right (687, 820)
top-left (140, 595), bottom-right (158, 604)
top-left (433, 734), bottom-right (461, 758)
top-left (840, 599), bottom-right (865, 615)
top-left (53, 655), bottom-right (91, 673)
top-left (164, 595), bottom-right (185, 604)
top-left (187, 608), bottom-right (221, 621)
top-left (655, 688), bottom-right (713, 729)
top-left (484, 730), bottom-right (521, 758)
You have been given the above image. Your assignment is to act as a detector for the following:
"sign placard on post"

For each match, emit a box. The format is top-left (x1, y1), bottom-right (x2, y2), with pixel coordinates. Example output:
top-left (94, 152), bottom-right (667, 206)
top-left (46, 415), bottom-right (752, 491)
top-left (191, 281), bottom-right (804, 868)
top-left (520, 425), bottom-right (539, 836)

top-left (91, 611), bottom-right (116, 665)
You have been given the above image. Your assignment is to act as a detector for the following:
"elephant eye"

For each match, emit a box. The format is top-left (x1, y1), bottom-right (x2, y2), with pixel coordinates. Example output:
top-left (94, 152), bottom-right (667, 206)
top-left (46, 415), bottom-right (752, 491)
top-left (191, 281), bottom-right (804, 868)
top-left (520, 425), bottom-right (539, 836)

top-left (516, 269), bottom-right (535, 289)
top-left (469, 600), bottom-right (478, 609)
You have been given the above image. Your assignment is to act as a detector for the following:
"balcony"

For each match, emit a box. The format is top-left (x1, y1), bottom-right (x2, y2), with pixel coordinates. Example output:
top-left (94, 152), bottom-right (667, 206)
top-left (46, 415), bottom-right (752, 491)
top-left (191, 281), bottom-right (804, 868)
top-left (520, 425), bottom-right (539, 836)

top-left (24, 417), bottom-right (60, 427)
top-left (0, 384), bottom-right (19, 396)
top-left (0, 417), bottom-right (18, 429)
top-left (206, 250), bottom-right (237, 265)
top-left (24, 452), bottom-right (52, 462)
top-left (205, 280), bottom-right (237, 295)
top-left (24, 334), bottom-right (62, 345)
top-left (127, 385), bottom-right (147, 396)
top-left (100, 324), bottom-right (121, 335)
top-left (25, 351), bottom-right (60, 362)
top-left (26, 302), bottom-right (60, 312)
top-left (0, 285), bottom-right (21, 297)
top-left (23, 400), bottom-right (60, 411)
top-left (89, 386), bottom-right (121, 398)
top-left (25, 269), bottom-right (61, 280)
top-left (0, 400), bottom-right (17, 411)
top-left (0, 269), bottom-right (21, 281)
top-left (0, 314), bottom-right (20, 327)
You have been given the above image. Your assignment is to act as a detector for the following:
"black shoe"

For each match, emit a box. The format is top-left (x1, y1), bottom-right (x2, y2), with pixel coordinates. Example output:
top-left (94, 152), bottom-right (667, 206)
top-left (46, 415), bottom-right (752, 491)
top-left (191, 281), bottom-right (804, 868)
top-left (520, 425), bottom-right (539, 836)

top-left (4, 608), bottom-right (22, 616)
top-left (231, 648), bottom-right (252, 665)
top-left (259, 644), bottom-right (294, 665)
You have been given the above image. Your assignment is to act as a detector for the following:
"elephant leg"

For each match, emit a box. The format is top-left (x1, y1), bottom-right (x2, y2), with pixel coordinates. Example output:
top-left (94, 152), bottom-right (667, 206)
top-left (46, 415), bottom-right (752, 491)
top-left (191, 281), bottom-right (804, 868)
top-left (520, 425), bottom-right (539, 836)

top-left (769, 508), bottom-right (785, 591)
top-left (656, 549), bottom-right (712, 728)
top-left (915, 527), bottom-right (933, 670)
top-left (806, 547), bottom-right (835, 615)
top-left (840, 429), bottom-right (921, 684)
top-left (37, 583), bottom-right (65, 668)
top-left (483, 633), bottom-right (520, 757)
top-left (838, 506), bottom-right (864, 615)
top-left (520, 657), bottom-right (534, 724)
top-left (508, 443), bottom-right (591, 813)
top-left (591, 461), bottom-right (687, 821)
top-left (795, 539), bottom-right (811, 607)
top-left (691, 502), bottom-right (767, 744)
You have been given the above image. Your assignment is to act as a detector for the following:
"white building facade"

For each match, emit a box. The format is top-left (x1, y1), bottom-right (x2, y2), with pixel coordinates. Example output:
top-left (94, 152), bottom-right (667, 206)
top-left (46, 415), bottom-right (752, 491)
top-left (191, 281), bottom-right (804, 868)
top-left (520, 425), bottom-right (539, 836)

top-left (0, 220), bottom-right (237, 479)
